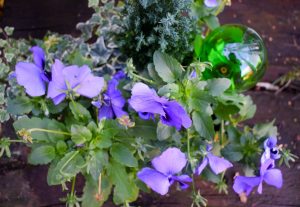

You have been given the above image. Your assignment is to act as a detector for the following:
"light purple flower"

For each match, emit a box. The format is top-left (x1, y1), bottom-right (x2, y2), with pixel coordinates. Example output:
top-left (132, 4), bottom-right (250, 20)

top-left (92, 78), bottom-right (127, 120)
top-left (196, 145), bottom-right (233, 175)
top-left (261, 137), bottom-right (281, 166)
top-left (47, 59), bottom-right (104, 105)
top-left (129, 82), bottom-right (192, 130)
top-left (204, 0), bottom-right (219, 7)
top-left (137, 148), bottom-right (192, 195)
top-left (15, 46), bottom-right (48, 96)
top-left (233, 159), bottom-right (283, 196)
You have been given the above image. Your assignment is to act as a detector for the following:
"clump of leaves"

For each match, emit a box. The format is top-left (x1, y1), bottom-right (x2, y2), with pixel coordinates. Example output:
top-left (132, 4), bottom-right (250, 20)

top-left (117, 0), bottom-right (197, 69)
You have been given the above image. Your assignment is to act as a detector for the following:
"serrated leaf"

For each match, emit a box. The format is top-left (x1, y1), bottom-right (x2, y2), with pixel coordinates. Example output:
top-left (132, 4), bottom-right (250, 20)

top-left (71, 124), bottom-right (92, 145)
top-left (158, 83), bottom-right (179, 97)
top-left (47, 151), bottom-right (84, 185)
top-left (204, 15), bottom-right (220, 30)
top-left (253, 120), bottom-right (277, 138)
top-left (28, 145), bottom-right (56, 165)
top-left (108, 161), bottom-right (139, 205)
top-left (82, 175), bottom-right (111, 207)
top-left (110, 144), bottom-right (138, 167)
top-left (156, 122), bottom-right (175, 141)
top-left (87, 150), bottom-right (108, 181)
top-left (221, 144), bottom-right (243, 162)
top-left (69, 102), bottom-right (91, 123)
top-left (206, 78), bottom-right (231, 96)
top-left (7, 96), bottom-right (33, 115)
top-left (153, 51), bottom-right (183, 83)
top-left (192, 111), bottom-right (215, 140)
top-left (13, 117), bottom-right (66, 143)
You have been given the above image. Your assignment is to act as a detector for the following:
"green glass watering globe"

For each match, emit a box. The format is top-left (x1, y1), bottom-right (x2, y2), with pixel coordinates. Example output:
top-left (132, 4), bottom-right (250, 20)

top-left (199, 24), bottom-right (267, 91)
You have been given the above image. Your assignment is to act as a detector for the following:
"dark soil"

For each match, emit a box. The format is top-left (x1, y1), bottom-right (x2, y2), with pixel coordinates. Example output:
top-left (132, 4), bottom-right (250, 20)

top-left (0, 0), bottom-right (300, 206)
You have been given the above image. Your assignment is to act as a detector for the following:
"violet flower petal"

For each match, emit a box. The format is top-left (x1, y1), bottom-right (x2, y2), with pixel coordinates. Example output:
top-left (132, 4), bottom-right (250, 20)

top-left (233, 176), bottom-right (261, 196)
top-left (207, 153), bottom-right (233, 174)
top-left (160, 101), bottom-right (192, 130)
top-left (263, 169), bottom-right (283, 189)
top-left (151, 148), bottom-right (187, 175)
top-left (204, 0), bottom-right (218, 7)
top-left (30, 46), bottom-right (45, 69)
top-left (195, 157), bottom-right (208, 175)
top-left (15, 62), bottom-right (46, 96)
top-left (172, 175), bottom-right (192, 190)
top-left (137, 167), bottom-right (170, 195)
top-left (129, 82), bottom-right (166, 116)
top-left (99, 105), bottom-right (114, 119)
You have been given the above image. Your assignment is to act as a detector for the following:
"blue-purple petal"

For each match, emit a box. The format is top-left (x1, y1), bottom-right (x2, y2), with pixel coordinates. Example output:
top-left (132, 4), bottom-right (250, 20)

top-left (15, 62), bottom-right (46, 97)
top-left (263, 169), bottom-right (283, 189)
top-left (172, 175), bottom-right (192, 190)
top-left (137, 167), bottom-right (171, 195)
top-left (204, 0), bottom-right (218, 7)
top-left (233, 176), bottom-right (261, 196)
top-left (207, 153), bottom-right (233, 174)
top-left (30, 46), bottom-right (45, 69)
top-left (195, 157), bottom-right (208, 175)
top-left (151, 148), bottom-right (187, 175)
top-left (129, 82), bottom-right (166, 116)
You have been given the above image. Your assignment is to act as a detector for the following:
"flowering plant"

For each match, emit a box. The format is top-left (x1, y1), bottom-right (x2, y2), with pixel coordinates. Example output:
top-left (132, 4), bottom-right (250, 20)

top-left (0, 1), bottom-right (297, 207)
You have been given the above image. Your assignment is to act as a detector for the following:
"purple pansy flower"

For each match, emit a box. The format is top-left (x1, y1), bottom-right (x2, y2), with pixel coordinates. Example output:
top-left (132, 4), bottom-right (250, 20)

top-left (233, 159), bottom-right (283, 196)
top-left (204, 0), bottom-right (219, 7)
top-left (47, 59), bottom-right (104, 105)
top-left (129, 82), bottom-right (192, 130)
top-left (92, 78), bottom-right (127, 120)
top-left (113, 70), bottom-right (126, 81)
top-left (15, 46), bottom-right (48, 96)
top-left (137, 148), bottom-right (192, 195)
top-left (261, 137), bottom-right (281, 167)
top-left (196, 145), bottom-right (233, 175)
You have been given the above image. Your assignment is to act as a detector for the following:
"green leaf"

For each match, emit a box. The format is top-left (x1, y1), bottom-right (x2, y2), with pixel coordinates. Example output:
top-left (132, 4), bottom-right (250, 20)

top-left (158, 83), bottom-right (179, 97)
top-left (192, 111), bottom-right (215, 140)
top-left (13, 117), bottom-right (67, 143)
top-left (71, 124), bottom-right (92, 145)
top-left (87, 150), bottom-right (108, 181)
top-left (110, 144), bottom-right (138, 167)
top-left (221, 144), bottom-right (243, 162)
top-left (194, 34), bottom-right (203, 58)
top-left (153, 51), bottom-right (183, 83)
top-left (7, 96), bottom-right (33, 115)
top-left (56, 140), bottom-right (67, 155)
top-left (28, 145), bottom-right (56, 165)
top-left (47, 151), bottom-right (84, 185)
top-left (203, 15), bottom-right (220, 30)
top-left (253, 120), bottom-right (277, 138)
top-left (82, 175), bottom-right (111, 207)
top-left (4, 26), bottom-right (14, 36)
top-left (88, 0), bottom-right (99, 7)
top-left (69, 102), bottom-right (92, 123)
top-left (156, 122), bottom-right (175, 141)
top-left (108, 161), bottom-right (139, 205)
top-left (206, 78), bottom-right (231, 96)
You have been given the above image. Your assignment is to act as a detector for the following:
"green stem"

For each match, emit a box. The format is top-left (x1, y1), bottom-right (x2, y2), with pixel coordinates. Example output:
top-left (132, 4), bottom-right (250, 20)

top-left (130, 72), bottom-right (154, 84)
top-left (7, 139), bottom-right (27, 143)
top-left (187, 129), bottom-right (196, 194)
top-left (71, 176), bottom-right (76, 196)
top-left (28, 128), bottom-right (71, 136)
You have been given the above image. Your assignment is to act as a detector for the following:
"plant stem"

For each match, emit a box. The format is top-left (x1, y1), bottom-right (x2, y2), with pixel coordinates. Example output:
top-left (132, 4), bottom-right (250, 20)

top-left (130, 72), bottom-right (154, 84)
top-left (7, 139), bottom-right (27, 143)
top-left (71, 176), bottom-right (76, 196)
top-left (28, 128), bottom-right (71, 136)
top-left (187, 128), bottom-right (196, 193)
